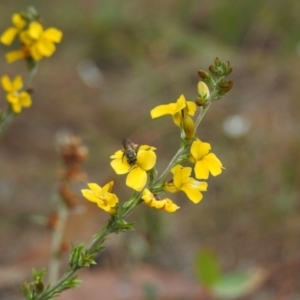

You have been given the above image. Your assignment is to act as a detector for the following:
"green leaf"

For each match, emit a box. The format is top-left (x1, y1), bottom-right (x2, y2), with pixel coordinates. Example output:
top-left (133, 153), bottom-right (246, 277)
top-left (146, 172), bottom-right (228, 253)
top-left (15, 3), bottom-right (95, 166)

top-left (31, 268), bottom-right (38, 278)
top-left (22, 282), bottom-right (32, 299)
top-left (194, 249), bottom-right (221, 287)
top-left (212, 268), bottom-right (267, 299)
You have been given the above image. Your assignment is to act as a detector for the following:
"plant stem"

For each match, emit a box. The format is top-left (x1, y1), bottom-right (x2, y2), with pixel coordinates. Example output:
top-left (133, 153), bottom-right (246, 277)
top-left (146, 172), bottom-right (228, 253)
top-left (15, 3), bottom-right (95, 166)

top-left (0, 110), bottom-right (15, 137)
top-left (194, 102), bottom-right (211, 130)
top-left (48, 201), bottom-right (69, 284)
top-left (35, 194), bottom-right (142, 300)
top-left (154, 146), bottom-right (185, 185)
top-left (35, 264), bottom-right (79, 300)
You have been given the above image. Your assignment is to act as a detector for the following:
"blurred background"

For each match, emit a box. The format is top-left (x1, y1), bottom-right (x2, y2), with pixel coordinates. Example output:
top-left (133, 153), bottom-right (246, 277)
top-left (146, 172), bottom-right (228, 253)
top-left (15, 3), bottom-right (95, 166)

top-left (0, 0), bottom-right (300, 299)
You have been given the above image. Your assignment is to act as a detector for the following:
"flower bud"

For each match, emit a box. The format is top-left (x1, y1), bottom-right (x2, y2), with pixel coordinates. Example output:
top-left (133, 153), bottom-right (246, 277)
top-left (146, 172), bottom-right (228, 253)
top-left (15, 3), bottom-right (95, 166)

top-left (208, 65), bottom-right (217, 75)
top-left (195, 97), bottom-right (206, 107)
top-left (182, 115), bottom-right (195, 140)
top-left (226, 67), bottom-right (233, 75)
top-left (197, 70), bottom-right (210, 80)
top-left (214, 57), bottom-right (221, 66)
top-left (218, 80), bottom-right (233, 93)
top-left (197, 81), bottom-right (210, 98)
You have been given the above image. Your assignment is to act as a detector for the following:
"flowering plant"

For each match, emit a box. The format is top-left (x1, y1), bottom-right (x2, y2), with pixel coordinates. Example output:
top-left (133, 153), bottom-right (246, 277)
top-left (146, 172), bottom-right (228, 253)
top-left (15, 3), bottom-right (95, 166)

top-left (0, 7), bottom-right (233, 300)
top-left (0, 7), bottom-right (62, 135)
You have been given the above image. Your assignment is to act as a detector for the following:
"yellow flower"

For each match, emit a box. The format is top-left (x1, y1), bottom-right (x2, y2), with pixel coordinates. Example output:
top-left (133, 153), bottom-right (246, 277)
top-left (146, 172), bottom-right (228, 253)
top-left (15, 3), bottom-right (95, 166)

top-left (18, 22), bottom-right (63, 61)
top-left (4, 22), bottom-right (62, 63)
top-left (81, 182), bottom-right (119, 214)
top-left (0, 13), bottom-right (27, 45)
top-left (142, 189), bottom-right (179, 213)
top-left (151, 94), bottom-right (196, 127)
top-left (110, 145), bottom-right (156, 191)
top-left (164, 165), bottom-right (207, 203)
top-left (190, 139), bottom-right (223, 179)
top-left (1, 75), bottom-right (32, 113)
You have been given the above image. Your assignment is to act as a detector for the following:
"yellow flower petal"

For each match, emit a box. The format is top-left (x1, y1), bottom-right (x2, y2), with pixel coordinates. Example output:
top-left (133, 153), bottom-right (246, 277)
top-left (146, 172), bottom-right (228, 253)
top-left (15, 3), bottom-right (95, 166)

top-left (194, 160), bottom-right (209, 179)
top-left (42, 28), bottom-right (63, 43)
top-left (110, 157), bottom-right (131, 174)
top-left (110, 150), bottom-right (123, 159)
top-left (191, 140), bottom-right (211, 160)
top-left (172, 165), bottom-right (192, 188)
top-left (13, 76), bottom-right (23, 91)
top-left (5, 49), bottom-right (27, 63)
top-left (0, 27), bottom-right (18, 45)
top-left (19, 92), bottom-right (32, 107)
top-left (19, 31), bottom-right (34, 45)
top-left (139, 145), bottom-right (156, 151)
top-left (204, 153), bottom-right (223, 176)
top-left (137, 149), bottom-right (156, 171)
top-left (181, 186), bottom-right (203, 203)
top-left (105, 192), bottom-right (118, 207)
top-left (87, 183), bottom-right (102, 193)
top-left (151, 103), bottom-right (177, 118)
top-left (6, 94), bottom-right (19, 104)
top-left (12, 13), bottom-right (26, 29)
top-left (29, 44), bottom-right (44, 60)
top-left (102, 181), bottom-right (114, 193)
top-left (150, 94), bottom-right (186, 118)
top-left (164, 200), bottom-right (180, 212)
top-left (37, 39), bottom-right (56, 56)
top-left (142, 189), bottom-right (157, 205)
top-left (182, 179), bottom-right (207, 203)
top-left (142, 189), bottom-right (179, 213)
top-left (1, 75), bottom-right (13, 92)
top-left (27, 22), bottom-right (43, 39)
top-left (81, 189), bottom-right (99, 203)
top-left (186, 101), bottom-right (197, 116)
top-left (126, 167), bottom-right (147, 191)
top-left (11, 102), bottom-right (22, 113)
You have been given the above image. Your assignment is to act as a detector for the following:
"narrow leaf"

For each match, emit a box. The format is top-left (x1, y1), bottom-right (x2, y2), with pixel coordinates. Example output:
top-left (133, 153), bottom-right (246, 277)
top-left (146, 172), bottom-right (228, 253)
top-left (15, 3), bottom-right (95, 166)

top-left (194, 249), bottom-right (221, 287)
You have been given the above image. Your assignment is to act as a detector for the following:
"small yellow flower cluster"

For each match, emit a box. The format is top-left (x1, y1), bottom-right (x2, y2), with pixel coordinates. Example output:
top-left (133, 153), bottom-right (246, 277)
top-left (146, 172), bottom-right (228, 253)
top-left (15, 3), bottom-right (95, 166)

top-left (1, 12), bottom-right (62, 63)
top-left (0, 9), bottom-right (62, 114)
top-left (148, 89), bottom-right (223, 209)
top-left (1, 75), bottom-right (31, 113)
top-left (82, 82), bottom-right (223, 213)
top-left (81, 72), bottom-right (227, 215)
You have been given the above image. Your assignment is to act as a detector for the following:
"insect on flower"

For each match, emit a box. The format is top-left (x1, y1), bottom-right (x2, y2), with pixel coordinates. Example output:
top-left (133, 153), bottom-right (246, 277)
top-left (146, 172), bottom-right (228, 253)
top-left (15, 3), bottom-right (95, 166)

top-left (122, 138), bottom-right (139, 165)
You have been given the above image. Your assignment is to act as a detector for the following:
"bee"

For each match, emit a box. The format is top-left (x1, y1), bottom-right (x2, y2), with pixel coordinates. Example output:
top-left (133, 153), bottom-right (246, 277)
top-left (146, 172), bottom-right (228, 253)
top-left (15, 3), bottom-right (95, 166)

top-left (122, 138), bottom-right (139, 165)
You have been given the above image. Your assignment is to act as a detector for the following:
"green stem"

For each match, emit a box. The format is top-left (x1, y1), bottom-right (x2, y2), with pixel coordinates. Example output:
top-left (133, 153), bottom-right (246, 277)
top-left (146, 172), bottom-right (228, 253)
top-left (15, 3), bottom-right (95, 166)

top-left (35, 264), bottom-right (79, 300)
top-left (35, 194), bottom-right (142, 300)
top-left (154, 146), bottom-right (186, 185)
top-left (25, 63), bottom-right (38, 89)
top-left (0, 110), bottom-right (15, 137)
top-left (194, 102), bottom-right (211, 130)
top-left (48, 201), bottom-right (69, 284)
